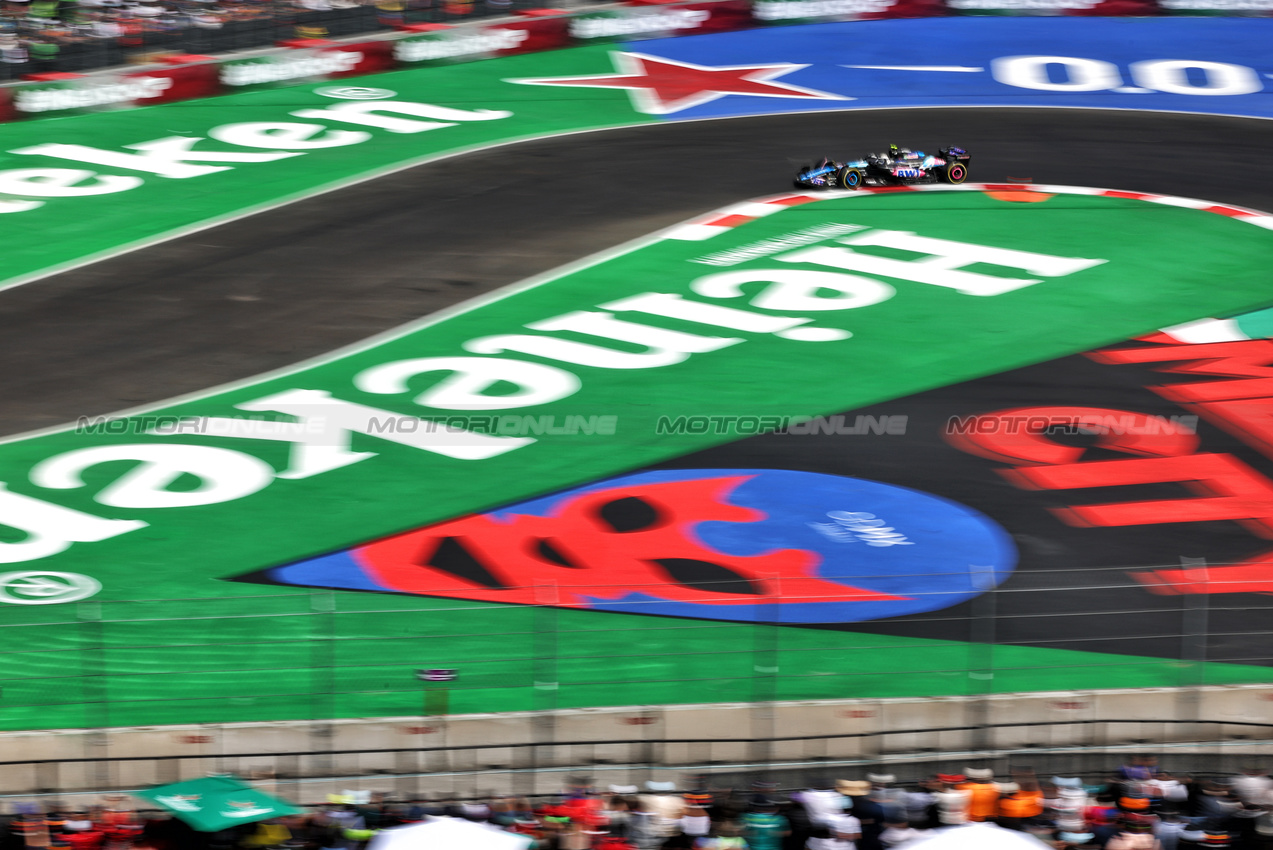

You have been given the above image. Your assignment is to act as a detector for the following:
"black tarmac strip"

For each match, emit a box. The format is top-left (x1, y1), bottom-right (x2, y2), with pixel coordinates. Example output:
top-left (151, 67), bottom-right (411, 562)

top-left (0, 106), bottom-right (1270, 437)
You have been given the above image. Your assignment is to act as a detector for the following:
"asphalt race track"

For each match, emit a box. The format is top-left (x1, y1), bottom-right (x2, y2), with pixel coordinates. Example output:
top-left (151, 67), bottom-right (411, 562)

top-left (2, 106), bottom-right (1271, 438)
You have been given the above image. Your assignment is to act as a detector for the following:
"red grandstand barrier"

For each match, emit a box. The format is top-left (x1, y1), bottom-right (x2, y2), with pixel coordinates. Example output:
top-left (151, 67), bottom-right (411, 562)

top-left (123, 62), bottom-right (221, 106)
top-left (495, 14), bottom-right (573, 53)
top-left (678, 0), bottom-right (755, 32)
top-left (324, 40), bottom-right (398, 77)
top-left (20, 71), bottom-right (83, 82)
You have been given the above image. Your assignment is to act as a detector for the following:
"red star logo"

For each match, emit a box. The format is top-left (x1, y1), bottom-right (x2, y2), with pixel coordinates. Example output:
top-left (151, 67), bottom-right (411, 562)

top-left (507, 52), bottom-right (849, 115)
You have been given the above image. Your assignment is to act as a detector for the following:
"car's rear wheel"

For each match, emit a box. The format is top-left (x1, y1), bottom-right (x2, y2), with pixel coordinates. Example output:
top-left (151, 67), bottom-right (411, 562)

top-left (839, 167), bottom-right (865, 190)
top-left (943, 162), bottom-right (968, 184)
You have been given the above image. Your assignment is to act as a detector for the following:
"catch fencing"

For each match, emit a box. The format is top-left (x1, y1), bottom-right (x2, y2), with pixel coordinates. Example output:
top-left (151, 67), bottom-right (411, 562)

top-left (0, 561), bottom-right (1269, 733)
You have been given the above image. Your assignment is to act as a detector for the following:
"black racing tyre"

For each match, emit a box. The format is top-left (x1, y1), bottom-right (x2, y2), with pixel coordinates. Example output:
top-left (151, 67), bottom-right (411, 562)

top-left (838, 167), bottom-right (865, 190)
top-left (943, 162), bottom-right (968, 184)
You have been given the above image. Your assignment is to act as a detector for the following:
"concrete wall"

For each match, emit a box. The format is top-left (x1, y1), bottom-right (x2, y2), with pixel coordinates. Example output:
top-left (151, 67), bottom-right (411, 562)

top-left (3, 683), bottom-right (1272, 805)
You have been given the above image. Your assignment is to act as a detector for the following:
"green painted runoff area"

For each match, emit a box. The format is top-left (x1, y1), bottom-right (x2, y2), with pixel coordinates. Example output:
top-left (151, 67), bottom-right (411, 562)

top-left (0, 46), bottom-right (658, 290)
top-left (1, 189), bottom-right (1272, 730)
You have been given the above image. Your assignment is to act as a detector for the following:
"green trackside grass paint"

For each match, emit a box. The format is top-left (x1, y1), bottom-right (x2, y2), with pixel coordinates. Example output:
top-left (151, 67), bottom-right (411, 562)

top-left (0, 46), bottom-right (657, 292)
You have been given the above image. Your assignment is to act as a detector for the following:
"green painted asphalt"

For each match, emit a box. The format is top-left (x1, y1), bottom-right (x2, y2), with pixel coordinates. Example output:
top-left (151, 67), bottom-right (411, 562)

top-left (0, 47), bottom-right (658, 291)
top-left (1, 188), bottom-right (1272, 729)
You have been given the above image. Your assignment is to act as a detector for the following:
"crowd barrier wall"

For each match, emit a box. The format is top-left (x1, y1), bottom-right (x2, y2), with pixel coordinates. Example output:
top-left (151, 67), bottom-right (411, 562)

top-left (2, 685), bottom-right (1273, 802)
top-left (0, 0), bottom-right (1269, 124)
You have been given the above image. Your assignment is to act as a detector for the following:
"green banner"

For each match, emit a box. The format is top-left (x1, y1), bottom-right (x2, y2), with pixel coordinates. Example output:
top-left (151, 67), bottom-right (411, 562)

top-left (135, 776), bottom-right (303, 831)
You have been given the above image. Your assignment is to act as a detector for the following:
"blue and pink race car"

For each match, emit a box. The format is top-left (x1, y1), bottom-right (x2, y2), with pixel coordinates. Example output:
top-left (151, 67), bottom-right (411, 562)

top-left (795, 144), bottom-right (971, 190)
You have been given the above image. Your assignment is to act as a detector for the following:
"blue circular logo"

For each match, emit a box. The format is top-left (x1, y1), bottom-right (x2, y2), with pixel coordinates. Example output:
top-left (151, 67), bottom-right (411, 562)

top-left (496, 468), bottom-right (1017, 624)
top-left (265, 468), bottom-right (1016, 625)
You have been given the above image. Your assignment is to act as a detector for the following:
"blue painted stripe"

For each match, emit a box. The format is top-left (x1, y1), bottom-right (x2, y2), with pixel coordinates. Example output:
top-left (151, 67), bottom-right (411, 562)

top-left (639, 18), bottom-right (1273, 120)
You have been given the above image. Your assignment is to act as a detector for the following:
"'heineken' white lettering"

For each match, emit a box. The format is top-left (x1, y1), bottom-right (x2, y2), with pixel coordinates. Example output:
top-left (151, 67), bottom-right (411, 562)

top-left (14, 76), bottom-right (173, 113)
top-left (0, 199), bottom-right (43, 214)
top-left (355, 357), bottom-right (581, 410)
top-left (208, 123), bottom-right (371, 150)
top-left (466, 311), bottom-right (745, 369)
top-left (394, 29), bottom-right (528, 62)
top-left (0, 483), bottom-right (146, 564)
top-left (291, 101), bottom-right (512, 134)
top-left (0, 98), bottom-right (515, 212)
top-left (690, 268), bottom-right (894, 312)
top-left (0, 223), bottom-right (1109, 565)
top-left (569, 9), bottom-right (710, 39)
top-left (598, 292), bottom-right (820, 333)
top-left (218, 389), bottom-right (532, 475)
top-left (220, 52), bottom-right (363, 87)
top-left (0, 168), bottom-right (141, 197)
top-left (753, 0), bottom-right (895, 18)
top-left (11, 137), bottom-right (302, 179)
top-left (779, 230), bottom-right (1106, 297)
top-left (30, 444), bottom-right (275, 510)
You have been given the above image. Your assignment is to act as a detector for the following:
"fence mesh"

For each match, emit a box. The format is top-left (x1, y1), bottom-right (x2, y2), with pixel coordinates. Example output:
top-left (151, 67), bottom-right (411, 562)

top-left (0, 563), bottom-right (1269, 732)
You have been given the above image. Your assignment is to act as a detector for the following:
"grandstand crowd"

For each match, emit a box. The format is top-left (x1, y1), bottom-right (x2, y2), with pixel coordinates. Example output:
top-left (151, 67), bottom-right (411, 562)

top-left (5, 758), bottom-right (1273, 850)
top-left (0, 0), bottom-right (522, 78)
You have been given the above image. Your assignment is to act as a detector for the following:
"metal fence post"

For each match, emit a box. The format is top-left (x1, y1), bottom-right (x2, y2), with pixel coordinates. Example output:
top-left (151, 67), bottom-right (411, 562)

top-left (750, 576), bottom-right (780, 781)
top-left (529, 584), bottom-right (560, 799)
top-left (78, 600), bottom-right (112, 790)
top-left (309, 590), bottom-right (337, 778)
top-left (1176, 558), bottom-right (1209, 744)
top-left (967, 565), bottom-right (998, 755)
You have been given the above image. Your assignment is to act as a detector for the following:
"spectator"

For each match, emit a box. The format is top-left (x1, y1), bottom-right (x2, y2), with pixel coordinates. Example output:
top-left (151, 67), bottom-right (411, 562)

top-left (959, 769), bottom-right (1000, 823)
top-left (1231, 771), bottom-right (1273, 808)
top-left (604, 796), bottom-right (634, 838)
top-left (1107, 816), bottom-right (1163, 850)
top-left (640, 783), bottom-right (685, 845)
top-left (801, 781), bottom-right (846, 831)
top-left (1157, 812), bottom-right (1189, 850)
top-left (631, 797), bottom-right (663, 850)
top-left (866, 776), bottom-right (905, 822)
top-left (743, 799), bottom-right (789, 850)
top-left (1149, 775), bottom-right (1191, 808)
top-left (903, 779), bottom-right (938, 831)
top-left (878, 818), bottom-right (926, 848)
top-left (683, 795), bottom-right (713, 839)
top-left (1195, 783), bottom-right (1240, 830)
top-left (697, 821), bottom-right (748, 850)
top-left (1121, 758), bottom-right (1159, 783)
top-left (934, 775), bottom-right (971, 826)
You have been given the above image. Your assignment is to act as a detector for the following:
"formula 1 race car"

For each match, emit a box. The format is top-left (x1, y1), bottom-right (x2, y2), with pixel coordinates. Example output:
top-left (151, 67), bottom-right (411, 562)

top-left (794, 145), bottom-right (971, 190)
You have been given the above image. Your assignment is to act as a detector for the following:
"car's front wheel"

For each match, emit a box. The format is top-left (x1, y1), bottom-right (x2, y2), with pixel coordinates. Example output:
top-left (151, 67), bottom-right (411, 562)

top-left (839, 167), bottom-right (865, 190)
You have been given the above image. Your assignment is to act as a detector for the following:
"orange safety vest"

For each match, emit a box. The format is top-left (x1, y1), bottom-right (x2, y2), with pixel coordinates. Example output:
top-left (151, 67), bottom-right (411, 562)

top-left (957, 782), bottom-right (1000, 821)
top-left (1000, 792), bottom-right (1044, 819)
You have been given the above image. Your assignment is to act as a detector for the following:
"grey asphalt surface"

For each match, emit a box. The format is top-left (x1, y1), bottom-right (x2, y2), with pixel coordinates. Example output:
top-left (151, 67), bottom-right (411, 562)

top-left (2, 107), bottom-right (1271, 437)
